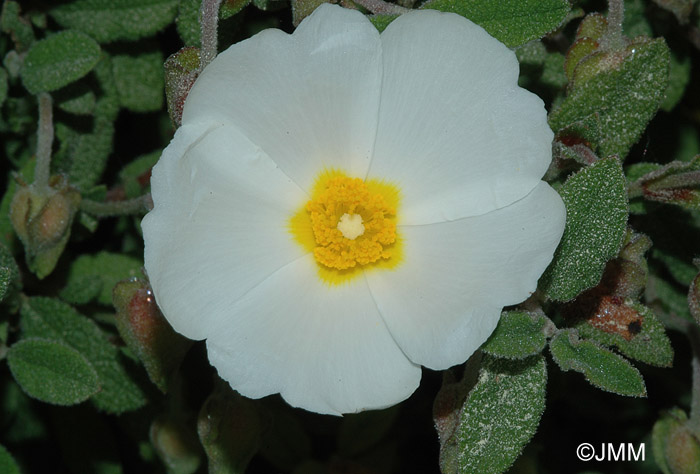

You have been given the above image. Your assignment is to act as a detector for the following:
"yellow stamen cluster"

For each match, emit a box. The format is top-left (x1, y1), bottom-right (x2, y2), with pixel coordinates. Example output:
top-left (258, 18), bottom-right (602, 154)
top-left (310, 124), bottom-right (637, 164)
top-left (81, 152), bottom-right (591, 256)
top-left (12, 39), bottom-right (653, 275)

top-left (306, 176), bottom-right (396, 270)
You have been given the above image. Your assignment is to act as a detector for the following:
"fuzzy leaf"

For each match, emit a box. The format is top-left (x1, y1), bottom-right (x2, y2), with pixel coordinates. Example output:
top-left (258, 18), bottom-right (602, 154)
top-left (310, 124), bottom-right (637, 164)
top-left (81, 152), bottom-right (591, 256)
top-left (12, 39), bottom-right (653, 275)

top-left (61, 252), bottom-right (142, 305)
top-left (647, 273), bottom-right (693, 322)
top-left (119, 151), bottom-right (159, 198)
top-left (21, 30), bottom-right (101, 94)
top-left (662, 52), bottom-right (691, 112)
top-left (55, 82), bottom-right (96, 115)
top-left (21, 297), bottom-right (147, 413)
top-left (549, 38), bottom-right (670, 159)
top-left (7, 338), bottom-right (100, 405)
top-left (423, 0), bottom-right (570, 48)
top-left (50, 0), bottom-right (178, 43)
top-left (1, 1), bottom-right (35, 51)
top-left (540, 157), bottom-right (629, 301)
top-left (0, 242), bottom-right (20, 303)
top-left (574, 303), bottom-right (673, 367)
top-left (0, 444), bottom-right (20, 474)
top-left (482, 311), bottom-right (549, 359)
top-left (112, 51), bottom-right (164, 113)
top-left (221, 0), bottom-right (252, 18)
top-left (176, 0), bottom-right (202, 46)
top-left (454, 355), bottom-right (547, 474)
top-left (635, 156), bottom-right (700, 211)
top-left (0, 68), bottom-right (7, 107)
top-left (54, 116), bottom-right (114, 191)
top-left (292, 0), bottom-right (327, 26)
top-left (550, 330), bottom-right (646, 397)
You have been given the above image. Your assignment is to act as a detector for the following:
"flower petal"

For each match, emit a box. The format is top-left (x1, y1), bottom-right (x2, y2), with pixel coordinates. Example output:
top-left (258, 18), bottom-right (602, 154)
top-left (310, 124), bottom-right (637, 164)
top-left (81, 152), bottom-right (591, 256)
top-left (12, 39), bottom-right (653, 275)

top-left (181, 4), bottom-right (383, 193)
top-left (143, 121), bottom-right (308, 340)
top-left (369, 10), bottom-right (553, 224)
top-left (365, 182), bottom-right (565, 369)
top-left (205, 255), bottom-right (422, 415)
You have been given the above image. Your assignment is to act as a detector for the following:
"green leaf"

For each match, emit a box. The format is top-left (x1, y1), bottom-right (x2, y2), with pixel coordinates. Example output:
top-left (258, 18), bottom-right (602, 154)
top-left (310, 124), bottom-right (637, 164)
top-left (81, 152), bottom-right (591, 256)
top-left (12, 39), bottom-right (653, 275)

top-left (176, 0), bottom-right (203, 46)
top-left (61, 251), bottom-right (143, 305)
top-left (574, 303), bottom-right (673, 367)
top-left (0, 242), bottom-right (20, 303)
top-left (292, 0), bottom-right (328, 26)
top-left (647, 272), bottom-right (693, 322)
top-left (221, 0), bottom-right (252, 18)
top-left (549, 38), bottom-right (670, 159)
top-left (119, 151), bottom-right (160, 198)
top-left (541, 51), bottom-right (567, 89)
top-left (661, 51), bottom-right (691, 112)
top-left (482, 311), bottom-right (549, 359)
top-left (21, 297), bottom-right (147, 413)
top-left (1, 379), bottom-right (49, 444)
top-left (0, 443), bottom-right (21, 474)
top-left (0, 68), bottom-right (8, 107)
top-left (21, 30), bottom-right (101, 94)
top-left (453, 355), bottom-right (547, 474)
top-left (1, 1), bottom-right (35, 51)
top-left (50, 0), bottom-right (179, 43)
top-left (540, 157), bottom-right (629, 301)
top-left (623, 0), bottom-right (653, 37)
top-left (112, 50), bottom-right (164, 113)
top-left (7, 337), bottom-right (100, 405)
top-left (422, 0), bottom-right (570, 48)
top-left (55, 82), bottom-right (97, 115)
top-left (54, 116), bottom-right (114, 191)
top-left (550, 329), bottom-right (647, 397)
top-left (653, 248), bottom-right (697, 285)
top-left (634, 156), bottom-right (700, 212)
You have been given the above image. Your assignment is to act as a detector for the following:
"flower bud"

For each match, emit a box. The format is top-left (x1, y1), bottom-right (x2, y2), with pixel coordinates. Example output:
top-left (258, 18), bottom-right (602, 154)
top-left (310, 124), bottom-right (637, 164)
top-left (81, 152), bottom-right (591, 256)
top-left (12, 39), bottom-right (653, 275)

top-left (164, 47), bottom-right (201, 128)
top-left (689, 271), bottom-right (700, 326)
top-left (9, 179), bottom-right (80, 279)
top-left (150, 415), bottom-right (202, 474)
top-left (197, 380), bottom-right (263, 474)
top-left (653, 409), bottom-right (700, 474)
top-left (113, 278), bottom-right (192, 393)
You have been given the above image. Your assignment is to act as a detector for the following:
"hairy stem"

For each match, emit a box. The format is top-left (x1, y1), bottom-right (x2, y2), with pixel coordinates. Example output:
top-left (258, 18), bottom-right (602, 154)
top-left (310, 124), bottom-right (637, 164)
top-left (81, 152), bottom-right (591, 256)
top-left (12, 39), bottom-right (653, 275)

top-left (200, 0), bottom-right (223, 69)
top-left (352, 0), bottom-right (408, 15)
top-left (34, 93), bottom-right (54, 193)
top-left (604, 0), bottom-right (625, 50)
top-left (689, 324), bottom-right (700, 435)
top-left (80, 194), bottom-right (153, 217)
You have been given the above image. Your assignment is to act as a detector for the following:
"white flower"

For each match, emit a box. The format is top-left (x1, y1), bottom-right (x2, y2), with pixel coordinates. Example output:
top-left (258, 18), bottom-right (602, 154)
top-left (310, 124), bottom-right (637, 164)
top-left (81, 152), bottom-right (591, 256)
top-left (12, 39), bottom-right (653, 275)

top-left (142, 4), bottom-right (566, 415)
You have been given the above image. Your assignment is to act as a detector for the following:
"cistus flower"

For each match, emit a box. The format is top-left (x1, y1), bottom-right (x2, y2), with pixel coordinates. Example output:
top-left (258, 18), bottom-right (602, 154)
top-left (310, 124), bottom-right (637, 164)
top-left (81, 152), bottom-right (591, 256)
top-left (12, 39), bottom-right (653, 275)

top-left (142, 4), bottom-right (566, 415)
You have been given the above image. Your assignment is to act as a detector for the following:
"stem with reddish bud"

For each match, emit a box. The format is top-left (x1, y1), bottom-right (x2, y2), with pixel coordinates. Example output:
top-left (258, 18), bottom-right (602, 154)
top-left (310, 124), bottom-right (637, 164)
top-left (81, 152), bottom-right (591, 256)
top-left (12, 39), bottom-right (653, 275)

top-left (80, 194), bottom-right (153, 217)
top-left (34, 93), bottom-right (54, 194)
top-left (352, 0), bottom-right (408, 15)
top-left (603, 0), bottom-right (625, 50)
top-left (200, 0), bottom-right (223, 69)
top-left (689, 325), bottom-right (700, 436)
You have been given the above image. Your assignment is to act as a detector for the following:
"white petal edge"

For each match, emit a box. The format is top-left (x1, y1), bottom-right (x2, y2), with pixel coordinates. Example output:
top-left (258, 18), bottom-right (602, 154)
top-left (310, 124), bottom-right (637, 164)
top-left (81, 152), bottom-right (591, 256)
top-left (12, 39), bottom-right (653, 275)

top-left (181, 4), bottom-right (383, 193)
top-left (366, 181), bottom-right (565, 369)
top-left (369, 9), bottom-right (553, 224)
top-left (143, 121), bottom-right (308, 340)
top-left (205, 255), bottom-right (422, 415)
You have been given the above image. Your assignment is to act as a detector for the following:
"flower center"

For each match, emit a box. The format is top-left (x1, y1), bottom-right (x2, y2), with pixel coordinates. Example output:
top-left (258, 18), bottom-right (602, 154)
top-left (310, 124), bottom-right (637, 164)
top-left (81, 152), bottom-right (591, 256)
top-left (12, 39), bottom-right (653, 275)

top-left (337, 213), bottom-right (364, 240)
top-left (306, 175), bottom-right (396, 270)
top-left (288, 169), bottom-right (402, 285)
